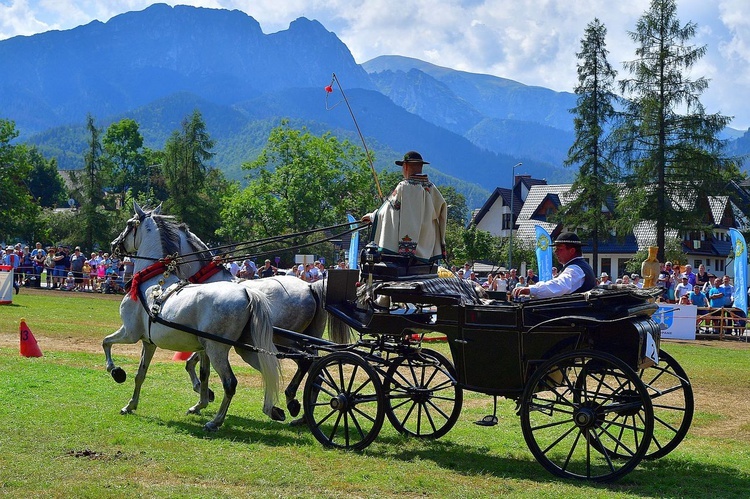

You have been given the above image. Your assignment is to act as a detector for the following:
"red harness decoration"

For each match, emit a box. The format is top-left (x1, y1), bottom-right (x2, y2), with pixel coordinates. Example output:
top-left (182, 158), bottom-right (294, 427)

top-left (128, 260), bottom-right (169, 302)
top-left (188, 260), bottom-right (224, 284)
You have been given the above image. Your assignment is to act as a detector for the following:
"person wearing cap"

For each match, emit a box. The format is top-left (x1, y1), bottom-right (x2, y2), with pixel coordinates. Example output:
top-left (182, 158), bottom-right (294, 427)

top-left (511, 232), bottom-right (596, 299)
top-left (362, 151), bottom-right (447, 264)
top-left (675, 275), bottom-right (692, 301)
top-left (62, 271), bottom-right (76, 291)
top-left (600, 272), bottom-right (610, 284)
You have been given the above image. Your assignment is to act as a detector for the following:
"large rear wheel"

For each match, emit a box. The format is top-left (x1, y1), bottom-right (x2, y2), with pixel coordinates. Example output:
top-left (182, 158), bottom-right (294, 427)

top-left (303, 351), bottom-right (384, 450)
top-left (383, 348), bottom-right (462, 438)
top-left (520, 350), bottom-right (653, 482)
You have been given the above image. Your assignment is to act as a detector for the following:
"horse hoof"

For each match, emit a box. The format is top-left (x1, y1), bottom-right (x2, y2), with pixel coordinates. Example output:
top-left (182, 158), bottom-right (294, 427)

top-left (271, 406), bottom-right (286, 421)
top-left (287, 399), bottom-right (301, 418)
top-left (208, 389), bottom-right (215, 403)
top-left (203, 422), bottom-right (219, 432)
top-left (289, 416), bottom-right (307, 427)
top-left (111, 367), bottom-right (127, 383)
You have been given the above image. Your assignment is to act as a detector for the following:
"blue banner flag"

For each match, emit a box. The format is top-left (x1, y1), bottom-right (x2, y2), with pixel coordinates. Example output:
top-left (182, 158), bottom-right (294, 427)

top-left (347, 214), bottom-right (359, 270)
top-left (729, 228), bottom-right (747, 315)
top-left (535, 225), bottom-right (553, 282)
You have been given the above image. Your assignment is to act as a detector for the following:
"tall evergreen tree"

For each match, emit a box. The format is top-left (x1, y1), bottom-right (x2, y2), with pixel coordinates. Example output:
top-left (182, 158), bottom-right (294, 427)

top-left (162, 110), bottom-right (216, 228)
top-left (615, 0), bottom-right (740, 262)
top-left (69, 114), bottom-right (110, 251)
top-left (560, 18), bottom-right (619, 274)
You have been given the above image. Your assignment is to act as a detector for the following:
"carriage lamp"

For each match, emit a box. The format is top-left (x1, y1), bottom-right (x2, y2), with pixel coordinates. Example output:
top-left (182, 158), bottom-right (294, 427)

top-left (363, 242), bottom-right (381, 264)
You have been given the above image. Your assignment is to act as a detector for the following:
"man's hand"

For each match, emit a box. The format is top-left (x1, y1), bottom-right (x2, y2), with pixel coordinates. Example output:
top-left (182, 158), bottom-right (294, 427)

top-left (361, 214), bottom-right (371, 222)
top-left (511, 286), bottom-right (530, 298)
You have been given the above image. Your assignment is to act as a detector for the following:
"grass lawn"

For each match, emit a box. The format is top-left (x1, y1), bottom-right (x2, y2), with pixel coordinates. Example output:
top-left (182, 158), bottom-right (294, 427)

top-left (1, 288), bottom-right (749, 497)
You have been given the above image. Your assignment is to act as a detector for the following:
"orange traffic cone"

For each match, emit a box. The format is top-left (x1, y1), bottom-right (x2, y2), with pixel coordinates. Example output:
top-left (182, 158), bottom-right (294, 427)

top-left (172, 351), bottom-right (192, 361)
top-left (19, 319), bottom-right (43, 358)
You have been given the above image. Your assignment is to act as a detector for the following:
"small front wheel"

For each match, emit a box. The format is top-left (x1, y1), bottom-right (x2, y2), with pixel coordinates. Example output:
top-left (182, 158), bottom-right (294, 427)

top-left (384, 348), bottom-right (462, 439)
top-left (519, 350), bottom-right (653, 482)
top-left (303, 351), bottom-right (384, 450)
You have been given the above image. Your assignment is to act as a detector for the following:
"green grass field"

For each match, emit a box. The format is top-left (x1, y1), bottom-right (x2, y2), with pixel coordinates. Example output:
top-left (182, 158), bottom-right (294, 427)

top-left (1, 289), bottom-right (749, 497)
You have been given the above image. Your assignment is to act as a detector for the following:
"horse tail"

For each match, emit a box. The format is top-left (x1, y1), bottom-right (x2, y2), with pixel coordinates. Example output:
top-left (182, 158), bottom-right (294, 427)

top-left (239, 288), bottom-right (281, 416)
top-left (311, 279), bottom-right (352, 344)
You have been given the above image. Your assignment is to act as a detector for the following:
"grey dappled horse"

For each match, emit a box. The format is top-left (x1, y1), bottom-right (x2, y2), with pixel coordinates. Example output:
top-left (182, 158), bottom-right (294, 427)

top-left (119, 203), bottom-right (351, 418)
top-left (103, 202), bottom-right (284, 430)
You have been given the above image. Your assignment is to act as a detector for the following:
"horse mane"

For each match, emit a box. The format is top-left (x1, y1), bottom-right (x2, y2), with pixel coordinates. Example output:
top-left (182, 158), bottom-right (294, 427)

top-left (153, 215), bottom-right (213, 262)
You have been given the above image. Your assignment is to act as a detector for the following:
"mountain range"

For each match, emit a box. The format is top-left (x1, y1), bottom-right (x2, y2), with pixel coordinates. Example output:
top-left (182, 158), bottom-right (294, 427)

top-left (2, 3), bottom-right (747, 209)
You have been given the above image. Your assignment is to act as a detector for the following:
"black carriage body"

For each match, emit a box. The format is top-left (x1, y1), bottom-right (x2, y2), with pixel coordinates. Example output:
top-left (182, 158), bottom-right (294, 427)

top-left (325, 271), bottom-right (661, 399)
top-left (444, 291), bottom-right (661, 397)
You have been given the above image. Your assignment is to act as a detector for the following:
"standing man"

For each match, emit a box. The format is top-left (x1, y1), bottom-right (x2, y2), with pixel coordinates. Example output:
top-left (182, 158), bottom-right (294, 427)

top-left (70, 247), bottom-right (86, 291)
top-left (512, 232), bottom-right (596, 299)
top-left (526, 268), bottom-right (538, 285)
top-left (362, 151), bottom-right (447, 264)
top-left (259, 259), bottom-right (277, 278)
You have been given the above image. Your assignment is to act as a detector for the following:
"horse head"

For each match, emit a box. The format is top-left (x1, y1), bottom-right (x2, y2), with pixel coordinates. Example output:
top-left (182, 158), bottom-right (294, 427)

top-left (111, 201), bottom-right (164, 266)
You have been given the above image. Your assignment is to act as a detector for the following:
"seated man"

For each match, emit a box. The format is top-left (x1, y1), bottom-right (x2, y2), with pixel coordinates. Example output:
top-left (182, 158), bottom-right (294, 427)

top-left (362, 151), bottom-right (447, 264)
top-left (512, 232), bottom-right (596, 299)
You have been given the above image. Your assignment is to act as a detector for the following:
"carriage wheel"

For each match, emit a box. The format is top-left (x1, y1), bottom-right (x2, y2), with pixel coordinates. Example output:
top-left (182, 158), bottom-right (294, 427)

top-left (383, 348), bottom-right (462, 439)
top-left (303, 351), bottom-right (385, 450)
top-left (519, 350), bottom-right (653, 482)
top-left (613, 349), bottom-right (693, 459)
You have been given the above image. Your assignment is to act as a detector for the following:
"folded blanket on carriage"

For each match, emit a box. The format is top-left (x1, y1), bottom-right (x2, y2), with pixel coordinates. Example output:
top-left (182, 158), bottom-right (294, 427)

top-left (357, 277), bottom-right (484, 306)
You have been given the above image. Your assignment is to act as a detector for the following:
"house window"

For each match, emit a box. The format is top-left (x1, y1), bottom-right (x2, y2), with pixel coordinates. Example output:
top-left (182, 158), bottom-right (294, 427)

top-left (502, 213), bottom-right (511, 231)
top-left (694, 259), bottom-right (702, 268)
top-left (601, 258), bottom-right (611, 277)
top-left (718, 260), bottom-right (725, 272)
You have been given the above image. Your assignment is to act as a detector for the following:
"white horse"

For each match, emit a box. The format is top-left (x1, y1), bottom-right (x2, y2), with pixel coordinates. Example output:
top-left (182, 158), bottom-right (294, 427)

top-left (131, 206), bottom-right (350, 417)
top-left (103, 202), bottom-right (284, 430)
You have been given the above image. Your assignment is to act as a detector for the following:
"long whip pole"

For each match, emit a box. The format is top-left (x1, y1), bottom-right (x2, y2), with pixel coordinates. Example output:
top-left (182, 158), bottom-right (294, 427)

top-left (327, 73), bottom-right (384, 202)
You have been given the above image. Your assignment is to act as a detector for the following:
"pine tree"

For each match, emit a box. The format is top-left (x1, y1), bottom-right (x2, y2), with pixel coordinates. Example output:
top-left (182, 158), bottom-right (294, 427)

top-left (615, 0), bottom-right (740, 262)
top-left (560, 18), bottom-right (619, 274)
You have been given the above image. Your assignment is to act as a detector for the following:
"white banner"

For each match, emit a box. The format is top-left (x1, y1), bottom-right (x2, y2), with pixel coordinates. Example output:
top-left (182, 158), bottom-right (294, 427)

top-left (0, 268), bottom-right (13, 304)
top-left (651, 304), bottom-right (697, 340)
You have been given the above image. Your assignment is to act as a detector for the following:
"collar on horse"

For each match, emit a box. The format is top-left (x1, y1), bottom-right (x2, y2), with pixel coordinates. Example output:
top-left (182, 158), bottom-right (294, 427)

top-left (188, 260), bottom-right (224, 284)
top-left (128, 259), bottom-right (174, 302)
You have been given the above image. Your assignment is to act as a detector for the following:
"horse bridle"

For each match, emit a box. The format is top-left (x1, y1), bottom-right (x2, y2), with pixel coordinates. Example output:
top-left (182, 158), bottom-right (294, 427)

top-left (113, 215), bottom-right (143, 257)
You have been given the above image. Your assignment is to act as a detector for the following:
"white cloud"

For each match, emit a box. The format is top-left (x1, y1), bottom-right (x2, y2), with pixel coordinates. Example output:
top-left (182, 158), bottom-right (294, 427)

top-left (0, 0), bottom-right (748, 129)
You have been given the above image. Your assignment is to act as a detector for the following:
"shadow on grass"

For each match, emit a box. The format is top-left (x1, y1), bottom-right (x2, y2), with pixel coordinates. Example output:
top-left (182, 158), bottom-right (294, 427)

top-left (131, 407), bottom-right (750, 497)
top-left (157, 412), bottom-right (317, 448)
top-left (355, 434), bottom-right (750, 497)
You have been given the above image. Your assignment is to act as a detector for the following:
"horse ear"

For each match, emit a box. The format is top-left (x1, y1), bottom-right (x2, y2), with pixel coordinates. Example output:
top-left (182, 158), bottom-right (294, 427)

top-left (152, 204), bottom-right (163, 216)
top-left (134, 201), bottom-right (145, 218)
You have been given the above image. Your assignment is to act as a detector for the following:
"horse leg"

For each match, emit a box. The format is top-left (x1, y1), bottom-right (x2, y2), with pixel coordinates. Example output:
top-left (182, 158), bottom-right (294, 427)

top-left (185, 352), bottom-right (215, 403)
top-left (284, 357), bottom-right (314, 419)
top-left (202, 345), bottom-right (236, 431)
top-left (121, 341), bottom-right (157, 414)
top-left (235, 348), bottom-right (285, 422)
top-left (187, 351), bottom-right (212, 415)
top-left (102, 325), bottom-right (141, 383)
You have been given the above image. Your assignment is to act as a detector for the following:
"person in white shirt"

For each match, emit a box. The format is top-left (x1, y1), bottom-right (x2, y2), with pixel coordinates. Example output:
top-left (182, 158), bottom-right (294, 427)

top-left (512, 232), bottom-right (597, 299)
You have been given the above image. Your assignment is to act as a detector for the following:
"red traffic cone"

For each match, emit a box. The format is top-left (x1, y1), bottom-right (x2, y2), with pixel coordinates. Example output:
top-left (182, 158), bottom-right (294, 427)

top-left (172, 351), bottom-right (192, 361)
top-left (19, 319), bottom-right (43, 358)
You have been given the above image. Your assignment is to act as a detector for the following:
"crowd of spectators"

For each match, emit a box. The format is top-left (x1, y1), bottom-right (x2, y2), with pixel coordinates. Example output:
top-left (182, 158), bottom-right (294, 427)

top-left (1, 243), bottom-right (132, 294)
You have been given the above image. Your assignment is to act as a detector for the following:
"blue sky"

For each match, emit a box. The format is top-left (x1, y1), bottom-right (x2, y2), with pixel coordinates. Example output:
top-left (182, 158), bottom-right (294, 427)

top-left (2, 0), bottom-right (748, 130)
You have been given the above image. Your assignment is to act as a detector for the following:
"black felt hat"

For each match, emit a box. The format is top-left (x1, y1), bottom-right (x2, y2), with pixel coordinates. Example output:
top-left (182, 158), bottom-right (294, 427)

top-left (553, 231), bottom-right (582, 247)
top-left (395, 151), bottom-right (430, 166)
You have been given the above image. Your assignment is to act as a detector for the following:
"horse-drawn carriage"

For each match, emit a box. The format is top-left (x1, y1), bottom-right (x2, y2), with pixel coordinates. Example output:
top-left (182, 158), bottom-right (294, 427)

top-left (104, 205), bottom-right (693, 483)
